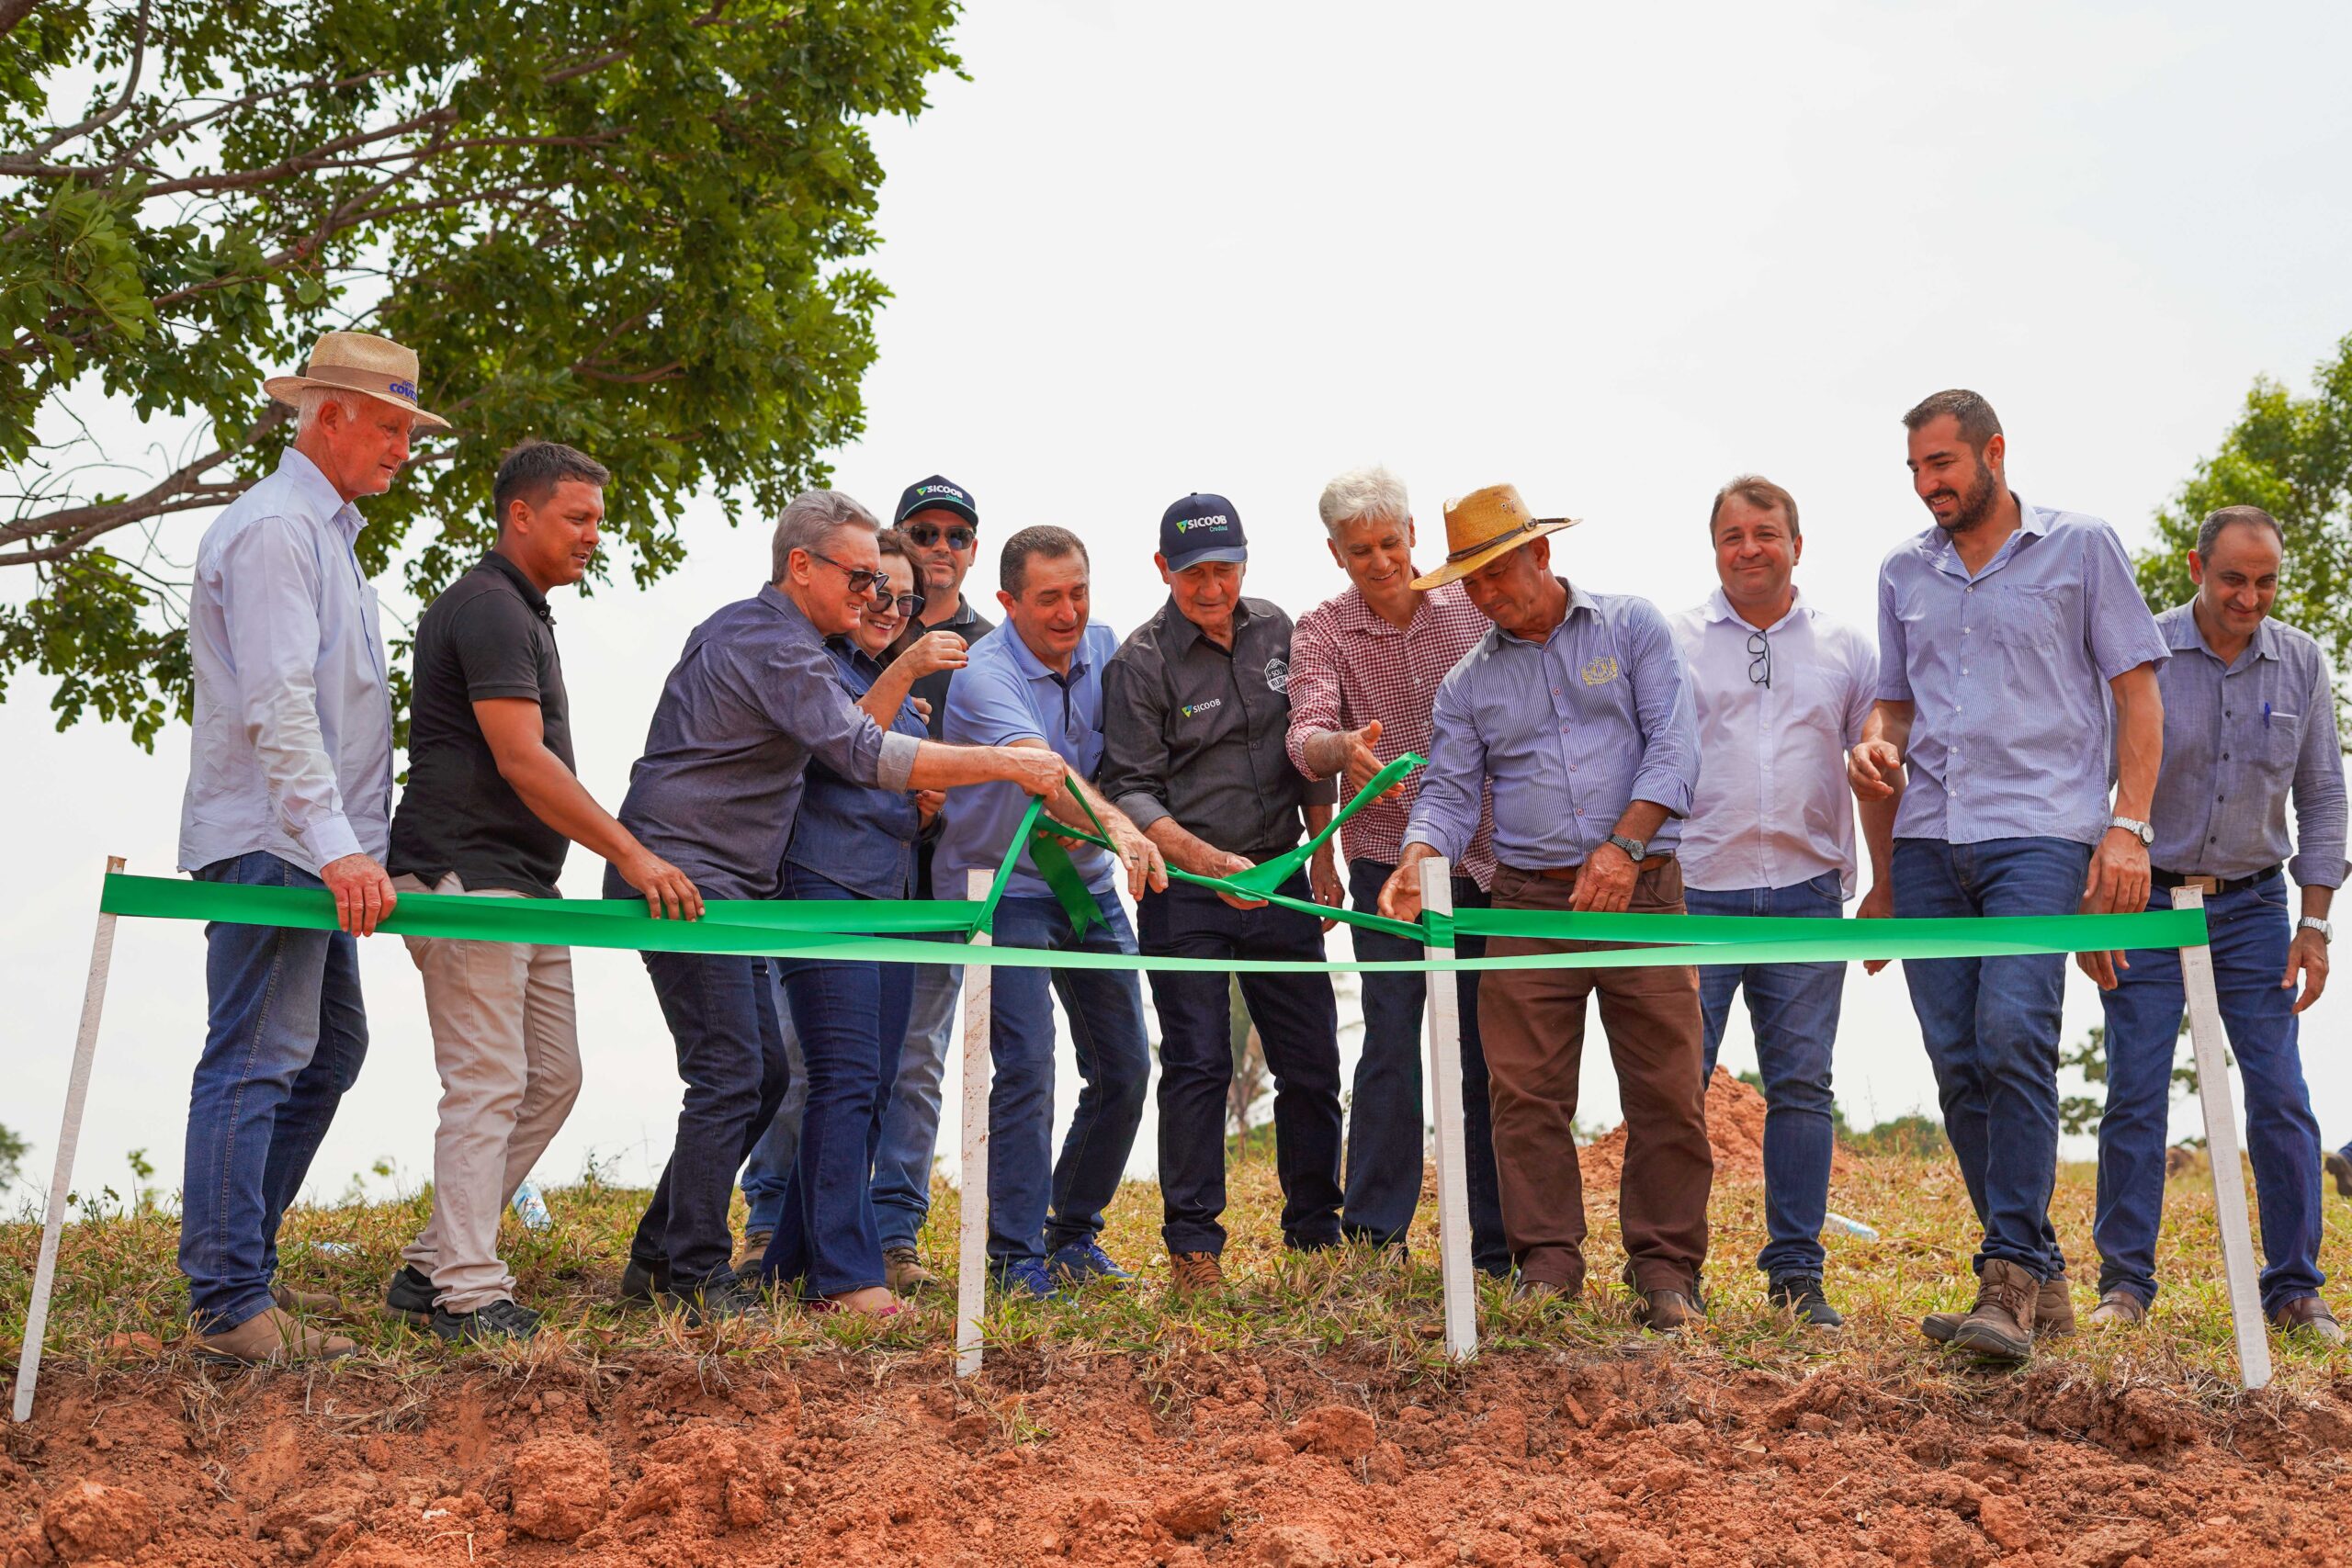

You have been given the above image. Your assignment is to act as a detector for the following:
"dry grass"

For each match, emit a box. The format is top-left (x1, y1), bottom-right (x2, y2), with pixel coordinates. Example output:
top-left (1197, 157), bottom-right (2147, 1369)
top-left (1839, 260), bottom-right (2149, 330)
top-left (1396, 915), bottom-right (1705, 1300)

top-left (4, 1145), bottom-right (2346, 1407)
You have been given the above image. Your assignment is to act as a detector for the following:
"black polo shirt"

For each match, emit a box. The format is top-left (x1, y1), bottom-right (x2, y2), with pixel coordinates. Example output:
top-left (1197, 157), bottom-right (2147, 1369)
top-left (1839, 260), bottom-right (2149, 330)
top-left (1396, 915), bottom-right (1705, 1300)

top-left (1099, 594), bottom-right (1335, 863)
top-left (389, 551), bottom-right (574, 898)
top-left (909, 593), bottom-right (995, 900)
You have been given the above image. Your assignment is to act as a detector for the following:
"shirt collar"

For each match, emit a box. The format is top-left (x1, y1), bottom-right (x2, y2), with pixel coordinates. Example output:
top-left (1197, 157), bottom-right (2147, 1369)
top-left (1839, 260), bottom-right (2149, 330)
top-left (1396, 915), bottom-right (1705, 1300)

top-left (1160, 594), bottom-right (1252, 656)
top-left (1002, 619), bottom-right (1092, 684)
top-left (1703, 583), bottom-right (1806, 633)
top-left (1496, 578), bottom-right (1596, 648)
top-left (756, 581), bottom-right (823, 642)
top-left (279, 447), bottom-right (364, 542)
top-left (1927, 493), bottom-right (2047, 579)
top-left (478, 549), bottom-right (552, 621)
top-left (2166, 599), bottom-right (2282, 665)
top-left (941, 592), bottom-right (984, 631)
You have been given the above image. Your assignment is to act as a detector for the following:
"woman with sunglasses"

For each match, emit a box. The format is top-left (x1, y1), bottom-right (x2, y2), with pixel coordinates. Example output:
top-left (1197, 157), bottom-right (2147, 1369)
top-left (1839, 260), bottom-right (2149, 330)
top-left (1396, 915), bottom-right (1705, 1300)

top-left (753, 530), bottom-right (972, 1317)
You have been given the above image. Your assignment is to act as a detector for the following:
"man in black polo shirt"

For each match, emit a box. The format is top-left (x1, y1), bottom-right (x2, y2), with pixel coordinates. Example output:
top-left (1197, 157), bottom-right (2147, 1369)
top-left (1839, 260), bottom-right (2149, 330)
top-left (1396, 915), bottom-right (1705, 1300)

top-left (386, 441), bottom-right (700, 1343)
top-left (1101, 494), bottom-right (1346, 1294)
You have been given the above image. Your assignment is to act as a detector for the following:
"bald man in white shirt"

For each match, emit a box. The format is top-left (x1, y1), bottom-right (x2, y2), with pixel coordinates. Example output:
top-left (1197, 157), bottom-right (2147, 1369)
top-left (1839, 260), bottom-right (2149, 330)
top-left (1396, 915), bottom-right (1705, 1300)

top-left (1671, 475), bottom-right (1898, 1328)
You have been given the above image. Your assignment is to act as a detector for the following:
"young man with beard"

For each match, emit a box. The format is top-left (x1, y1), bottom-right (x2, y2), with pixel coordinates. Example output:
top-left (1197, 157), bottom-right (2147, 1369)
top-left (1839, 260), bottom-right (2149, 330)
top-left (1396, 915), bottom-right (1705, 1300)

top-left (1849, 389), bottom-right (2167, 1363)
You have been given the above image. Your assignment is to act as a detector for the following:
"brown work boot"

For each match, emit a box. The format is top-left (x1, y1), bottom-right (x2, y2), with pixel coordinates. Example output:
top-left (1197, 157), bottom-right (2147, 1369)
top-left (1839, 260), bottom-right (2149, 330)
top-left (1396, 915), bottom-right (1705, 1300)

top-left (271, 1281), bottom-right (343, 1316)
top-left (190, 1306), bottom-right (358, 1366)
top-left (1924, 1269), bottom-right (2075, 1341)
top-left (730, 1228), bottom-right (773, 1280)
top-left (2086, 1289), bottom-right (2147, 1329)
top-left (2268, 1295), bottom-right (2346, 1347)
top-left (2324, 1149), bottom-right (2352, 1201)
top-left (1624, 1266), bottom-right (1706, 1335)
top-left (1948, 1258), bottom-right (2038, 1362)
top-left (1168, 1251), bottom-right (1226, 1297)
top-left (884, 1245), bottom-right (944, 1296)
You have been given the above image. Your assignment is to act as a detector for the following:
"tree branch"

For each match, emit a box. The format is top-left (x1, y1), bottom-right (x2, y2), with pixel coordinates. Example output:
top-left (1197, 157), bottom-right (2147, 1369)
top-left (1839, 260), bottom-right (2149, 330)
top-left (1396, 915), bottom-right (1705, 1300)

top-left (0, 0), bottom-right (46, 43)
top-left (0, 407), bottom-right (288, 562)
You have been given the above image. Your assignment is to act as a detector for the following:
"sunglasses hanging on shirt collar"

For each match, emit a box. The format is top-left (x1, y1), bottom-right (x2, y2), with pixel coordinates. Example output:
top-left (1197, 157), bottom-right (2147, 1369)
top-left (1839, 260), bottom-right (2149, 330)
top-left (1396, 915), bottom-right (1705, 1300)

top-left (1747, 629), bottom-right (1771, 688)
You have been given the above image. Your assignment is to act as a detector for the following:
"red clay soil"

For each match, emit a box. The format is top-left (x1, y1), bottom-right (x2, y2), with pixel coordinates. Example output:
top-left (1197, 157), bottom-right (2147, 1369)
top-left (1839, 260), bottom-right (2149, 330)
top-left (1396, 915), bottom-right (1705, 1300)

top-left (6, 1341), bottom-right (2350, 1567)
top-left (1577, 1067), bottom-right (1856, 1196)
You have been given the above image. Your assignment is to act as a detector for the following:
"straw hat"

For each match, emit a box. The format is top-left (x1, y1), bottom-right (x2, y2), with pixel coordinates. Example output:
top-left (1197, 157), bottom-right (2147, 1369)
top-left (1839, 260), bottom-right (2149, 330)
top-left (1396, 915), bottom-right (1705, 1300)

top-left (1409, 483), bottom-right (1578, 590)
top-left (263, 331), bottom-right (449, 430)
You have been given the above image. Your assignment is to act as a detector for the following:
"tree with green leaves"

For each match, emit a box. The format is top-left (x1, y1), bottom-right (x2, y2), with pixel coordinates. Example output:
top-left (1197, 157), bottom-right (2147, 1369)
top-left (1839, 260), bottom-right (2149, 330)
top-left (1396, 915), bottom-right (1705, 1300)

top-left (2132, 332), bottom-right (2352, 717)
top-left (1, 0), bottom-right (959, 746)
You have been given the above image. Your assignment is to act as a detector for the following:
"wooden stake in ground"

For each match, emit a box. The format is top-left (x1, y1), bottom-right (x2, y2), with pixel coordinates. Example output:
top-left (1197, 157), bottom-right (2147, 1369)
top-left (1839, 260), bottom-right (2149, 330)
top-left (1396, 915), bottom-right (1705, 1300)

top-left (956, 869), bottom-right (995, 1378)
top-left (1419, 856), bottom-right (1477, 1360)
top-left (2171, 885), bottom-right (2272, 1391)
top-left (12, 856), bottom-right (126, 1424)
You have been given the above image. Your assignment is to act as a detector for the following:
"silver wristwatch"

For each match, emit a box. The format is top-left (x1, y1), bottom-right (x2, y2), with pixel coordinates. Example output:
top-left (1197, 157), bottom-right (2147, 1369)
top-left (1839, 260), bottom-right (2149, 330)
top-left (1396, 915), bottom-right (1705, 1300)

top-left (1605, 832), bottom-right (1648, 863)
top-left (2299, 916), bottom-right (2333, 943)
top-left (2108, 815), bottom-right (2154, 847)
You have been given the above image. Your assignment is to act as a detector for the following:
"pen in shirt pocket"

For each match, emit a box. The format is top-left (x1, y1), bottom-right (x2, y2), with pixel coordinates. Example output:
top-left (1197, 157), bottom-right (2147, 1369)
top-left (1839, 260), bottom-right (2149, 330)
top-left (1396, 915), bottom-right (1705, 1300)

top-left (2263, 702), bottom-right (2273, 728)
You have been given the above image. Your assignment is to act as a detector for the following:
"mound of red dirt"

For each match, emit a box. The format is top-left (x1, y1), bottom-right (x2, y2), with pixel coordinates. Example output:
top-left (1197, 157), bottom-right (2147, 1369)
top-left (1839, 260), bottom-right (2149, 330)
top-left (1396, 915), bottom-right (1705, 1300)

top-left (6, 1341), bottom-right (2351, 1567)
top-left (1577, 1066), bottom-right (1857, 1195)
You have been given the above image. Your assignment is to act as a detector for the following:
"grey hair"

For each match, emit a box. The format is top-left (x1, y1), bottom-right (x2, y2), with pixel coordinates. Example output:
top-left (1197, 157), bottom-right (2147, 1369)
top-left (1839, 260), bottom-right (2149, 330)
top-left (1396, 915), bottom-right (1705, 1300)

top-left (1317, 465), bottom-right (1410, 538)
top-left (771, 489), bottom-right (878, 581)
top-left (293, 386), bottom-right (367, 434)
top-left (2196, 504), bottom-right (2286, 559)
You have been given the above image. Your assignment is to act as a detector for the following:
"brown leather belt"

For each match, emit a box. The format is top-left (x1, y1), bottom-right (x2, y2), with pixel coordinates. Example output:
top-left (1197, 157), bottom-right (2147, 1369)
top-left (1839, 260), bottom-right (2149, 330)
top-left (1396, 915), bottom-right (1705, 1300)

top-left (1511, 854), bottom-right (1675, 882)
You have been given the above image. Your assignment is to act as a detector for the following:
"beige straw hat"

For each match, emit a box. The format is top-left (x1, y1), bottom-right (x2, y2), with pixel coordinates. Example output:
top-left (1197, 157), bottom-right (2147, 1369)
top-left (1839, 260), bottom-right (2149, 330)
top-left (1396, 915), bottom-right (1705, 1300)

top-left (263, 331), bottom-right (449, 430)
top-left (1409, 483), bottom-right (1579, 590)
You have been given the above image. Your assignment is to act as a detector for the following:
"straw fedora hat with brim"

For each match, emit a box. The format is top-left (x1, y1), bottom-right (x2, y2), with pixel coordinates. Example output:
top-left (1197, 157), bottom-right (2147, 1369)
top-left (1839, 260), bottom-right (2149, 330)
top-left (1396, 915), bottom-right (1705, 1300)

top-left (1409, 482), bottom-right (1579, 591)
top-left (263, 331), bottom-right (450, 431)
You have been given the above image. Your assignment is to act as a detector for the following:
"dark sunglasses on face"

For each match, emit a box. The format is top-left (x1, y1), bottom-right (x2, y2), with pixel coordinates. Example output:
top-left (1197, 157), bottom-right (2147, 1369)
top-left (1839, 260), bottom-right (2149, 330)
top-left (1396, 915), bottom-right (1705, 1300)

top-left (876, 590), bottom-right (926, 620)
top-left (905, 521), bottom-right (976, 550)
top-left (808, 548), bottom-right (888, 597)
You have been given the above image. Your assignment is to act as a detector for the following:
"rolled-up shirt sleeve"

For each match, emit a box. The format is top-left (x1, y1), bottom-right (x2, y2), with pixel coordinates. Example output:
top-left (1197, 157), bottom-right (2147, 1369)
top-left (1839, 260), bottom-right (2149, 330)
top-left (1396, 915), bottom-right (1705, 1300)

top-left (1283, 608), bottom-right (1342, 780)
top-left (218, 514), bottom-right (361, 868)
top-left (1623, 600), bottom-right (1699, 819)
top-left (1098, 650), bottom-right (1174, 834)
top-left (1875, 564), bottom-right (1913, 704)
top-left (2290, 649), bottom-right (2348, 889)
top-left (1403, 673), bottom-right (1486, 863)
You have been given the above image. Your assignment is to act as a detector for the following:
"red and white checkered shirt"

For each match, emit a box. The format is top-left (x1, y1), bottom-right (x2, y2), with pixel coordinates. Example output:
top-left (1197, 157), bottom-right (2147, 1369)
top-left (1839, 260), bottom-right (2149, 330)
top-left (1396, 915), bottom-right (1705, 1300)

top-left (1285, 580), bottom-right (1498, 889)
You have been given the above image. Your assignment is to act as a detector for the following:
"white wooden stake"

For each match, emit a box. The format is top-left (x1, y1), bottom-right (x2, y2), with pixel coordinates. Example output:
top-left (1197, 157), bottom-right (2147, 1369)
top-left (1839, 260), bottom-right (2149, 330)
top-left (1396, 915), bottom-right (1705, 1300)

top-left (955, 869), bottom-right (995, 1378)
top-left (13, 856), bottom-right (126, 1424)
top-left (2172, 885), bottom-right (2271, 1392)
top-left (1419, 857), bottom-right (1477, 1361)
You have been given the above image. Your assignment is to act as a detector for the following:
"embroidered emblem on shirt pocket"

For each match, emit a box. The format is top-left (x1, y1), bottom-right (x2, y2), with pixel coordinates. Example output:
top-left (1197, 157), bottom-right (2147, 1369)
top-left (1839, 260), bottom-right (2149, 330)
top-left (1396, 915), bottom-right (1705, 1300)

top-left (1580, 654), bottom-right (1621, 686)
top-left (1264, 656), bottom-right (1290, 694)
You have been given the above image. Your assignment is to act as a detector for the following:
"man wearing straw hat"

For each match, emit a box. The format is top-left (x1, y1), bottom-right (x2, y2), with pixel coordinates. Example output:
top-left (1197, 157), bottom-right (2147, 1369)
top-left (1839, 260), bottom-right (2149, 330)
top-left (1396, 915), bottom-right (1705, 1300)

top-left (175, 331), bottom-right (447, 1363)
top-left (1379, 484), bottom-right (1710, 1330)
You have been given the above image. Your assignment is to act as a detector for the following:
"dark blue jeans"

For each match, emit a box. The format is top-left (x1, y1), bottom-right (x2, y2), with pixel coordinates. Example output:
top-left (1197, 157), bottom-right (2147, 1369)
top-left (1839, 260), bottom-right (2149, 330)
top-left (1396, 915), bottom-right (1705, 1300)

top-left (1893, 836), bottom-right (2089, 1281)
top-left (758, 869), bottom-right (912, 1296)
top-left (1141, 874), bottom-right (1344, 1256)
top-left (2096, 876), bottom-right (2325, 1316)
top-left (1342, 858), bottom-right (1509, 1274)
top-left (736, 982), bottom-right (810, 1238)
top-left (628, 951), bottom-right (791, 1290)
top-left (988, 891), bottom-right (1152, 1268)
top-left (181, 852), bottom-right (370, 1331)
top-left (1689, 871), bottom-right (1844, 1280)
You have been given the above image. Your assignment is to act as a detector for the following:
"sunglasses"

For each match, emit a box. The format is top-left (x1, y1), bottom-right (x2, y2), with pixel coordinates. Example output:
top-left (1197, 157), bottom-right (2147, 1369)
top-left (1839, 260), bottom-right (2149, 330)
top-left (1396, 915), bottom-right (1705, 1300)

top-left (905, 521), bottom-right (976, 550)
top-left (1747, 629), bottom-right (1772, 689)
top-left (807, 549), bottom-right (890, 598)
top-left (874, 590), bottom-right (927, 620)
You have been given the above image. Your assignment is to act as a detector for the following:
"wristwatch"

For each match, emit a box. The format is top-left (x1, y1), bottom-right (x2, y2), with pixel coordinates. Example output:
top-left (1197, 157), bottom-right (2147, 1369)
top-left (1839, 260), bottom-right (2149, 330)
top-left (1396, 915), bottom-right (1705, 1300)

top-left (2107, 815), bottom-right (2155, 847)
top-left (1605, 832), bottom-right (1648, 863)
top-left (2299, 916), bottom-right (2333, 942)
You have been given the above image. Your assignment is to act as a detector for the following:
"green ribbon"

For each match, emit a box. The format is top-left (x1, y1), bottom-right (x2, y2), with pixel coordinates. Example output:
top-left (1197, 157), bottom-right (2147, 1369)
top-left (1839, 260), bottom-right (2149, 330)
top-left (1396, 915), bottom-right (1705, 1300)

top-left (96, 872), bottom-right (2209, 974)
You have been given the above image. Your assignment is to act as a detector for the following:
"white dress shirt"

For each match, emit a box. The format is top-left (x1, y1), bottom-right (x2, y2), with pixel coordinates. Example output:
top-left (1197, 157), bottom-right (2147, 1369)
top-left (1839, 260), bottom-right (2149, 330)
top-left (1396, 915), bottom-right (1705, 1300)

top-left (1670, 586), bottom-right (1876, 897)
top-left (178, 448), bottom-right (394, 874)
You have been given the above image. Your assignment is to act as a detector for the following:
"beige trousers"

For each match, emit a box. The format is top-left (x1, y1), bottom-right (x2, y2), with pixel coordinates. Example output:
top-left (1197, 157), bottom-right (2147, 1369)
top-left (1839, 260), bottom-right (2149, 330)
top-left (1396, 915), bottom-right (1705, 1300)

top-left (393, 873), bottom-right (582, 1312)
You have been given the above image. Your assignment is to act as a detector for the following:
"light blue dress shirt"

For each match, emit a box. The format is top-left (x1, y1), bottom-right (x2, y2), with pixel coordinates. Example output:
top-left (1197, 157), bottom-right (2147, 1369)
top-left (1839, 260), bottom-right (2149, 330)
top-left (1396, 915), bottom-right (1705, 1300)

top-left (934, 620), bottom-right (1120, 901)
top-left (1405, 580), bottom-right (1699, 870)
top-left (178, 448), bottom-right (393, 874)
top-left (2147, 604), bottom-right (2346, 888)
top-left (1876, 500), bottom-right (2167, 848)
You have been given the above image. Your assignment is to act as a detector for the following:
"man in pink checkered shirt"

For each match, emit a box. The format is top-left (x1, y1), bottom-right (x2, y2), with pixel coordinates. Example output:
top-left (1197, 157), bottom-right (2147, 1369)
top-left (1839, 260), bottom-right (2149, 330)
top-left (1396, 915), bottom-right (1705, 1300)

top-left (1286, 466), bottom-right (1509, 1273)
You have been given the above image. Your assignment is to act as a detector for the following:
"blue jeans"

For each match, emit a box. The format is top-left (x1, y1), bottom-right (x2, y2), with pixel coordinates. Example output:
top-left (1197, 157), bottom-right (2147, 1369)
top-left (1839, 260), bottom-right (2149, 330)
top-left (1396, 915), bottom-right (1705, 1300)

top-left (180, 852), bottom-right (370, 1331)
top-left (870, 962), bottom-right (961, 1251)
top-left (758, 869), bottom-right (912, 1296)
top-left (988, 892), bottom-right (1152, 1268)
top-left (1689, 871), bottom-right (1844, 1280)
top-left (738, 977), bottom-right (813, 1238)
top-left (2096, 876), bottom-right (2325, 1316)
top-left (628, 952), bottom-right (792, 1289)
top-left (1341, 858), bottom-right (1509, 1274)
top-left (1893, 836), bottom-right (2088, 1281)
top-left (1141, 874), bottom-right (1344, 1256)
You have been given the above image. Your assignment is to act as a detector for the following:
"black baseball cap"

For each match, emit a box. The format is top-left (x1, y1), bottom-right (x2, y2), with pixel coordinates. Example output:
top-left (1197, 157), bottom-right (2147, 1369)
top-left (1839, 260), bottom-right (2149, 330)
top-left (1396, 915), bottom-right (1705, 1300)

top-left (1159, 492), bottom-right (1247, 571)
top-left (894, 475), bottom-right (978, 529)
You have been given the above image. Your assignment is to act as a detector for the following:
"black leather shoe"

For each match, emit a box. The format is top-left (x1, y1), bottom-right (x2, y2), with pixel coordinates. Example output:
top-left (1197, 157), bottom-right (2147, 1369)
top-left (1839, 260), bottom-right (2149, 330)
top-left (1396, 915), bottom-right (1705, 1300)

top-left (618, 1256), bottom-right (671, 1307)
top-left (662, 1273), bottom-right (765, 1326)
top-left (1767, 1274), bottom-right (1845, 1328)
top-left (429, 1298), bottom-right (541, 1344)
top-left (384, 1265), bottom-right (436, 1325)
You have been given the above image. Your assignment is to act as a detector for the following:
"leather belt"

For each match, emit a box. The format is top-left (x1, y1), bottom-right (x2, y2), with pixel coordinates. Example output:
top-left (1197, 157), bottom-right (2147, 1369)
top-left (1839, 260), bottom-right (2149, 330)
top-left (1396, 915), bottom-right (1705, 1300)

top-left (1512, 854), bottom-right (1676, 882)
top-left (2152, 864), bottom-right (2281, 897)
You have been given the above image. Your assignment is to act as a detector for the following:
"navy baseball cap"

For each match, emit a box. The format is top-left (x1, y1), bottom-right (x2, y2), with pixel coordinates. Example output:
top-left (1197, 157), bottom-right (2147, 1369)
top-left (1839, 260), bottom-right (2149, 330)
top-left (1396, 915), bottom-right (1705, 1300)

top-left (895, 475), bottom-right (978, 528)
top-left (1160, 492), bottom-right (1247, 570)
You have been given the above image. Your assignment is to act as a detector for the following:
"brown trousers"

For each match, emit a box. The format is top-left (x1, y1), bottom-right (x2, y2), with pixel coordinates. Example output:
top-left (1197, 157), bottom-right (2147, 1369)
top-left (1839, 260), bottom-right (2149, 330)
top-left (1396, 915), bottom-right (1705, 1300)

top-left (1477, 860), bottom-right (1712, 1294)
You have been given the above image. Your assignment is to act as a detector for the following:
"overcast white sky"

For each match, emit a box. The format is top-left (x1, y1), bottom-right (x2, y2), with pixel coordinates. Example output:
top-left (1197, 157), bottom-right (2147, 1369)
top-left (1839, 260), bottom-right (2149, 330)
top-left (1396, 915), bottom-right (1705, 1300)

top-left (9, 1), bottom-right (2352, 1224)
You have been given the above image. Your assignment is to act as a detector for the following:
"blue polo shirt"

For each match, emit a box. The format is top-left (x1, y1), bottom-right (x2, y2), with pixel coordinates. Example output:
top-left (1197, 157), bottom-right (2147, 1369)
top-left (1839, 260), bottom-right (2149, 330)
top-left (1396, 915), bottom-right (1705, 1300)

top-left (933, 620), bottom-right (1120, 901)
